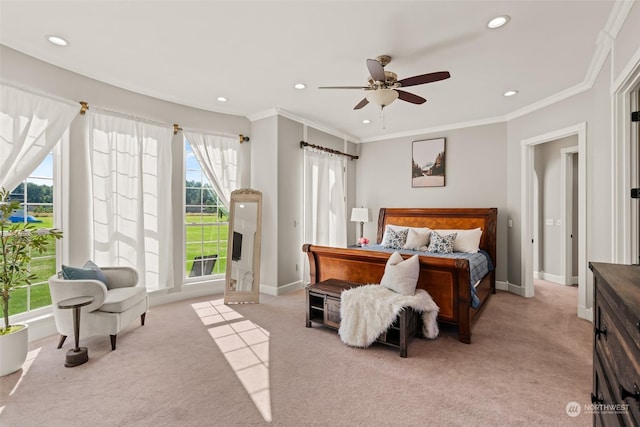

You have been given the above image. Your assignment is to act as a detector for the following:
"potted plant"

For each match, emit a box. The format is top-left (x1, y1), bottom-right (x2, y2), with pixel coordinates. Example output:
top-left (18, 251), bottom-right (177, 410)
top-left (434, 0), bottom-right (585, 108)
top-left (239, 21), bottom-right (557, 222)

top-left (0, 188), bottom-right (62, 376)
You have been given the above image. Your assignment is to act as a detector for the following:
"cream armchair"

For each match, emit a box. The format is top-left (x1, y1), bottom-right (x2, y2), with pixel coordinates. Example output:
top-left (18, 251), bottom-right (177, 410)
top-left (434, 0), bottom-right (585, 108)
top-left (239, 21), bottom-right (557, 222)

top-left (48, 266), bottom-right (148, 350)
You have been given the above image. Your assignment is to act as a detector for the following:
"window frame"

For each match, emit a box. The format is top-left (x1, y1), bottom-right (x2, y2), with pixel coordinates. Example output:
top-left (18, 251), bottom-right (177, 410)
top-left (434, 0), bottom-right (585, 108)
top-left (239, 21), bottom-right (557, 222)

top-left (183, 139), bottom-right (228, 283)
top-left (6, 141), bottom-right (62, 322)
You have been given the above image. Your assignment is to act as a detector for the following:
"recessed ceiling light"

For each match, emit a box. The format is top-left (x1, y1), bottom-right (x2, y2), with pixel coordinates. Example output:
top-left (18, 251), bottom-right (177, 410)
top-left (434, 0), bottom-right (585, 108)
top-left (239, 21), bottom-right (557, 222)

top-left (294, 83), bottom-right (306, 90)
top-left (47, 35), bottom-right (68, 46)
top-left (217, 96), bottom-right (228, 102)
top-left (362, 119), bottom-right (371, 124)
top-left (487, 15), bottom-right (510, 29)
top-left (503, 90), bottom-right (518, 97)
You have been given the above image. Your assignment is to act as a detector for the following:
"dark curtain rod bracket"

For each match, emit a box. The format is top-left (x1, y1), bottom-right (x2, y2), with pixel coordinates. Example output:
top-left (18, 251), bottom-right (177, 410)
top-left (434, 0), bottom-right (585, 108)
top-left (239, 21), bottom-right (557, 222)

top-left (299, 141), bottom-right (358, 160)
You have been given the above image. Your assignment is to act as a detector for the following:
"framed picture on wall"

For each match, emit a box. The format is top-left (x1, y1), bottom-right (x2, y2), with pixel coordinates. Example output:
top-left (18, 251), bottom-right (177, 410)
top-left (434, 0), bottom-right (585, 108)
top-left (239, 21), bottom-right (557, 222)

top-left (412, 138), bottom-right (446, 187)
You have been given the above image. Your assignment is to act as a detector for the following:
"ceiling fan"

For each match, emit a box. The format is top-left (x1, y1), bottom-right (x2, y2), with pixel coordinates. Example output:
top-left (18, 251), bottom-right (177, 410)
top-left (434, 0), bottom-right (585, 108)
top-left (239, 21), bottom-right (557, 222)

top-left (319, 55), bottom-right (450, 110)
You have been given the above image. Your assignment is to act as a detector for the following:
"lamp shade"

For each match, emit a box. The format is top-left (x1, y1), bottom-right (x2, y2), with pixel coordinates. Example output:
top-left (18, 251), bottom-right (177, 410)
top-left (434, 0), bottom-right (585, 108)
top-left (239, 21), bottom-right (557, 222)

top-left (366, 89), bottom-right (399, 107)
top-left (350, 207), bottom-right (372, 223)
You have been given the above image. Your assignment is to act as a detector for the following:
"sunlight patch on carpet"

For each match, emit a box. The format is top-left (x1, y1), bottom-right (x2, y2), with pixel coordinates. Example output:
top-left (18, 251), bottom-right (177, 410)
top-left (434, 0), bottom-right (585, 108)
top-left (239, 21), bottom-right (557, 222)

top-left (1, 346), bottom-right (42, 415)
top-left (192, 299), bottom-right (272, 423)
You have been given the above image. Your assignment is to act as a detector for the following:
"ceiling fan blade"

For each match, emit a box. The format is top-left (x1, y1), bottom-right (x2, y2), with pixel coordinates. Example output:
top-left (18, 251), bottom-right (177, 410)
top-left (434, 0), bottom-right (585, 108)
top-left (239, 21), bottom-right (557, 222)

top-left (319, 86), bottom-right (369, 89)
top-left (398, 71), bottom-right (451, 87)
top-left (397, 90), bottom-right (426, 104)
top-left (366, 59), bottom-right (386, 82)
top-left (353, 98), bottom-right (369, 110)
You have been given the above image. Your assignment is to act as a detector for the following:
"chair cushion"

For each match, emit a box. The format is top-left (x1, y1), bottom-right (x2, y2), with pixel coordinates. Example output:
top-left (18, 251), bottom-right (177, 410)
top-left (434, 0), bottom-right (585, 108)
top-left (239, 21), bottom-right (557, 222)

top-left (62, 260), bottom-right (110, 288)
top-left (98, 286), bottom-right (146, 313)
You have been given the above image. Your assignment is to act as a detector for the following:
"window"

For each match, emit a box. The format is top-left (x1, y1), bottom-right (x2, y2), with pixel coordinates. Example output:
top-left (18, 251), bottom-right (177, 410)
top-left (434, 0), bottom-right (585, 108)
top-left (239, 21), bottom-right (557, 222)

top-left (8, 151), bottom-right (58, 315)
top-left (184, 140), bottom-right (228, 278)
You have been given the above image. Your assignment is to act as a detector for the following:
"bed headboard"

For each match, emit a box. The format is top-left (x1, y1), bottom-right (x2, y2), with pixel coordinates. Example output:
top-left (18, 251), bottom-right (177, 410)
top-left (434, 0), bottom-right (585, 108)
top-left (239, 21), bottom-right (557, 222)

top-left (376, 208), bottom-right (498, 264)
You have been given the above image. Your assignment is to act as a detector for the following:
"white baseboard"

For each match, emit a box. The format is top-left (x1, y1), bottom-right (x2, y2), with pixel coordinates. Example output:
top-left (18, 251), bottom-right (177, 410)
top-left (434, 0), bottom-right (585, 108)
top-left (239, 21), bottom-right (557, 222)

top-left (495, 280), bottom-right (509, 291)
top-left (534, 271), bottom-right (566, 285)
top-left (578, 306), bottom-right (593, 322)
top-left (149, 280), bottom-right (225, 307)
top-left (497, 280), bottom-right (528, 297)
top-left (535, 271), bottom-right (578, 286)
top-left (507, 282), bottom-right (528, 297)
top-left (261, 280), bottom-right (304, 296)
top-left (23, 314), bottom-right (57, 343)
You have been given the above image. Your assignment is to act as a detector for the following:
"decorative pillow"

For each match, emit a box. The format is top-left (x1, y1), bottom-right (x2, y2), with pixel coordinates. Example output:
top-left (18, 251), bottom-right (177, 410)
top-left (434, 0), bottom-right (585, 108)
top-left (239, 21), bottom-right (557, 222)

top-left (435, 228), bottom-right (482, 253)
top-left (380, 252), bottom-right (420, 296)
top-left (402, 227), bottom-right (432, 251)
top-left (62, 260), bottom-right (110, 289)
top-left (381, 227), bottom-right (409, 249)
top-left (427, 231), bottom-right (457, 254)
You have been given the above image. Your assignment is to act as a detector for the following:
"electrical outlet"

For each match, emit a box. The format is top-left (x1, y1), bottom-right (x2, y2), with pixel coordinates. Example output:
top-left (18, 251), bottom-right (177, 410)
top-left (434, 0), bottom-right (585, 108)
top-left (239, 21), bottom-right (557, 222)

top-left (507, 219), bottom-right (513, 228)
top-left (545, 219), bottom-right (554, 226)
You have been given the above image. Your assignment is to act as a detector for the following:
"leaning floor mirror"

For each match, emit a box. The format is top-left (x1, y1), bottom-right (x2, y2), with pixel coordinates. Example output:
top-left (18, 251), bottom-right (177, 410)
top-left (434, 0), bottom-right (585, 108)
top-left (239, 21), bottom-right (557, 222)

top-left (224, 188), bottom-right (262, 304)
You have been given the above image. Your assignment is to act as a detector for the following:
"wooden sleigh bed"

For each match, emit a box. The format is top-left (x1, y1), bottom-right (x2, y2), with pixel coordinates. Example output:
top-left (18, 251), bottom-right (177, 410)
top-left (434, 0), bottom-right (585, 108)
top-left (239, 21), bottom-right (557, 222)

top-left (303, 208), bottom-right (497, 344)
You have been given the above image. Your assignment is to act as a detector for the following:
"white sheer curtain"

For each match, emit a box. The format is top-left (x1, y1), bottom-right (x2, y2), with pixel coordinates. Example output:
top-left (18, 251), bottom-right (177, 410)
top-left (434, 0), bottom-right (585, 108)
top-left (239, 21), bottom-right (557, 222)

top-left (89, 111), bottom-right (174, 291)
top-left (304, 149), bottom-right (347, 247)
top-left (0, 84), bottom-right (78, 191)
top-left (183, 131), bottom-right (240, 208)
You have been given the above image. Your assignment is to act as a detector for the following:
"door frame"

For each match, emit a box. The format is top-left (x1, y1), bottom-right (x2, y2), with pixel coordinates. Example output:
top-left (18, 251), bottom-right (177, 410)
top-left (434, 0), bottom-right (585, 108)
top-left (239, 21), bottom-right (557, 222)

top-left (612, 52), bottom-right (640, 263)
top-left (560, 146), bottom-right (579, 286)
top-left (520, 122), bottom-right (588, 319)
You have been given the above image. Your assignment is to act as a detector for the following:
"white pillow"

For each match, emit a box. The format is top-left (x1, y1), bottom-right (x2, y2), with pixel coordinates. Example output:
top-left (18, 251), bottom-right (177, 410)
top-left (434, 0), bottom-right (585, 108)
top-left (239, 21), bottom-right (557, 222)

top-left (380, 252), bottom-right (420, 296)
top-left (402, 227), bottom-right (432, 251)
top-left (435, 228), bottom-right (482, 253)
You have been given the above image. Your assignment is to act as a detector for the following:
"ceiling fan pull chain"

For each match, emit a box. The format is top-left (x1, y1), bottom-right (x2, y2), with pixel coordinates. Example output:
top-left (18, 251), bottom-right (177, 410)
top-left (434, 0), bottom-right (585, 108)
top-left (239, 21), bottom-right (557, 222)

top-left (380, 106), bottom-right (386, 130)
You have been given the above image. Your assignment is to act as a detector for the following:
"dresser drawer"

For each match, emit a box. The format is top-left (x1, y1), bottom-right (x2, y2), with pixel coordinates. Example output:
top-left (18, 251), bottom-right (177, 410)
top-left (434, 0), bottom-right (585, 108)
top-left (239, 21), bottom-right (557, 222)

top-left (595, 292), bottom-right (640, 424)
top-left (594, 354), bottom-right (627, 426)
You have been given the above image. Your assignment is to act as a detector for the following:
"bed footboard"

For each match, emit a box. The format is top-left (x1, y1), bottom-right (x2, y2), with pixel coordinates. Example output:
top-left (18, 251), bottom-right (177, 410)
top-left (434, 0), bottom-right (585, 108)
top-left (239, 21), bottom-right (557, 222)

top-left (302, 244), bottom-right (491, 344)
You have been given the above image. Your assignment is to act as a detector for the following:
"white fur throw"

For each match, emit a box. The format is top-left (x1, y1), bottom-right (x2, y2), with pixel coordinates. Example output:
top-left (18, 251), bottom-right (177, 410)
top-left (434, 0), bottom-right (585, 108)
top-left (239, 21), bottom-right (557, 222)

top-left (338, 284), bottom-right (439, 348)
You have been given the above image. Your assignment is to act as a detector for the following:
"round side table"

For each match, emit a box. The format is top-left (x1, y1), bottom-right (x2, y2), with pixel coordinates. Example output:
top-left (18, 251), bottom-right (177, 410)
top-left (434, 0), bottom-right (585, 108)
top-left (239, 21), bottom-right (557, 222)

top-left (57, 296), bottom-right (94, 367)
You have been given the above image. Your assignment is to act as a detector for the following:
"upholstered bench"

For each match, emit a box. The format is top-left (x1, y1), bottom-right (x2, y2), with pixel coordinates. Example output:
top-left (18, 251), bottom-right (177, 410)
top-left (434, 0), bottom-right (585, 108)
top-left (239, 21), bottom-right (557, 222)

top-left (305, 278), bottom-right (419, 357)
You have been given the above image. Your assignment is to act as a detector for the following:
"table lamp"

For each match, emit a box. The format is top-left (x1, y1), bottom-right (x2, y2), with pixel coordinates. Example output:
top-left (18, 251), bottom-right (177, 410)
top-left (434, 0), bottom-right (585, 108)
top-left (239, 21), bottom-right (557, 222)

top-left (350, 207), bottom-right (372, 242)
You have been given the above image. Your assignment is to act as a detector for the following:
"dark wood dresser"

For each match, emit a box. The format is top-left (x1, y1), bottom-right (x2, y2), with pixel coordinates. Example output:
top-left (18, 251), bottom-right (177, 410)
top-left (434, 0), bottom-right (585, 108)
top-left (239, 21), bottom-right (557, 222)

top-left (589, 262), bottom-right (640, 426)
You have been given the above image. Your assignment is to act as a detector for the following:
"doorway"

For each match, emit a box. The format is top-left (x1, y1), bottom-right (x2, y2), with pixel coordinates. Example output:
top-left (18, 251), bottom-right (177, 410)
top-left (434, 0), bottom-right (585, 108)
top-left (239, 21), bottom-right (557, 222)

top-left (520, 123), bottom-right (589, 320)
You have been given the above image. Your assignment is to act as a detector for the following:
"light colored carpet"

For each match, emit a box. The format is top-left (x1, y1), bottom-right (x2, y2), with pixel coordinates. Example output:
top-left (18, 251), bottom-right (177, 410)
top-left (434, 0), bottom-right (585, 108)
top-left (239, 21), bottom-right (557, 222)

top-left (1, 280), bottom-right (592, 426)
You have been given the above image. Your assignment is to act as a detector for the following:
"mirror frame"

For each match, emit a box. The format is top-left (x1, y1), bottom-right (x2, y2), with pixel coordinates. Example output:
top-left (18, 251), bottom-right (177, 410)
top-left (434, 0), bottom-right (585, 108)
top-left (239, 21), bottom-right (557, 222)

top-left (224, 188), bottom-right (262, 304)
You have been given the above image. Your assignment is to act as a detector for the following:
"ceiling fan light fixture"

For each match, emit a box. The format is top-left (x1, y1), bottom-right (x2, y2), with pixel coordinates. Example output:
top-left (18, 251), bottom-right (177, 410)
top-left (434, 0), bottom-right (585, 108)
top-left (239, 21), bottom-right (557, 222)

top-left (487, 15), bottom-right (510, 29)
top-left (366, 89), bottom-right (399, 107)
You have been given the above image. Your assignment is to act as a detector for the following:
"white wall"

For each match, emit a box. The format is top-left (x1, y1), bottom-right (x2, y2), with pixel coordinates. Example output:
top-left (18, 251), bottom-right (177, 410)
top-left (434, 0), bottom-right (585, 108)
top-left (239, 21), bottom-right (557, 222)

top-left (250, 116), bottom-right (278, 291)
top-left (250, 114), bottom-right (358, 294)
top-left (277, 117), bottom-right (304, 288)
top-left (356, 122), bottom-right (508, 283)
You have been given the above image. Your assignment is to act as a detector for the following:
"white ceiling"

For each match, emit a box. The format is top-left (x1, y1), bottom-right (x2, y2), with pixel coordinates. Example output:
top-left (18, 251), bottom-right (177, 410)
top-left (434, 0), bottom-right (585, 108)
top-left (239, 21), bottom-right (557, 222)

top-left (0, 1), bottom-right (617, 142)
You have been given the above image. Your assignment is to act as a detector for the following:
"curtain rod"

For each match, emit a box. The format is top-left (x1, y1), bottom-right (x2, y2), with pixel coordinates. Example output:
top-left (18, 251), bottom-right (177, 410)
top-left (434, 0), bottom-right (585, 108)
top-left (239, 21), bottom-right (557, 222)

top-left (299, 141), bottom-right (358, 160)
top-left (78, 101), bottom-right (248, 141)
top-left (1, 82), bottom-right (250, 142)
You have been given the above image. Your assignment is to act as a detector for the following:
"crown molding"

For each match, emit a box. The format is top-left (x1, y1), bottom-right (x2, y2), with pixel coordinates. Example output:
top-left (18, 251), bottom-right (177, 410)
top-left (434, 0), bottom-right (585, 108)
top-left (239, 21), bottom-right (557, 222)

top-left (359, 115), bottom-right (507, 143)
top-left (248, 108), bottom-right (360, 143)
top-left (605, 0), bottom-right (636, 38)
